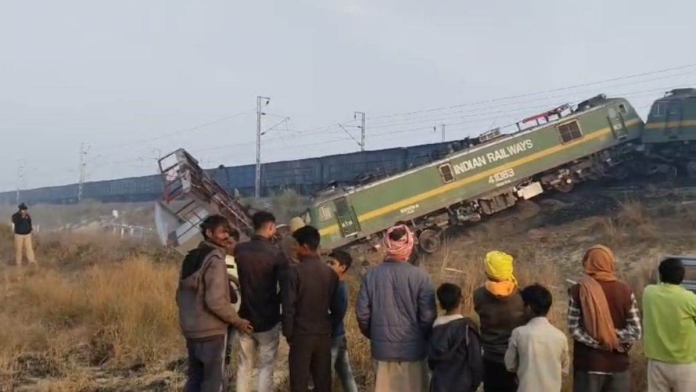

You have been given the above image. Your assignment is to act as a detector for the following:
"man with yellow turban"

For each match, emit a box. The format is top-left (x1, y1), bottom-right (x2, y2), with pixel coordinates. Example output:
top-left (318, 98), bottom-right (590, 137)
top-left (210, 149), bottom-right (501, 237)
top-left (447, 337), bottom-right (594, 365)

top-left (474, 251), bottom-right (526, 392)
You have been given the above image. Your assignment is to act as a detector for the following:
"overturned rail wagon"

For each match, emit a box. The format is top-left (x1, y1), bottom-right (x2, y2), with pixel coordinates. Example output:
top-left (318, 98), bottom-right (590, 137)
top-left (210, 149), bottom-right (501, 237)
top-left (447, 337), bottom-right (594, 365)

top-left (154, 149), bottom-right (253, 254)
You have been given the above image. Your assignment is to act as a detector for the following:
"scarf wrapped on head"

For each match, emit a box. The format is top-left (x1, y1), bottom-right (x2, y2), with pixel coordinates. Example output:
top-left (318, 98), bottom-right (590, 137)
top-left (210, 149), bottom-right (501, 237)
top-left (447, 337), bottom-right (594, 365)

top-left (484, 251), bottom-right (518, 297)
top-left (383, 225), bottom-right (414, 261)
top-left (578, 244), bottom-right (620, 351)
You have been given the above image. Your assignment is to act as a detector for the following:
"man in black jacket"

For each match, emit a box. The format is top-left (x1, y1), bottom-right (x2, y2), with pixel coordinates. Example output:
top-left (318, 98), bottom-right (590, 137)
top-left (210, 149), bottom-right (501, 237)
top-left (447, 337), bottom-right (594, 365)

top-left (11, 203), bottom-right (37, 266)
top-left (282, 225), bottom-right (339, 392)
top-left (234, 211), bottom-right (285, 392)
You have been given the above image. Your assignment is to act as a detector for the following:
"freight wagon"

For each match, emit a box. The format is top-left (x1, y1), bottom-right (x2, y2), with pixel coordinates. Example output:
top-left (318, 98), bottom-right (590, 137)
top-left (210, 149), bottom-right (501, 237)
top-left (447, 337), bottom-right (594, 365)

top-left (0, 139), bottom-right (466, 205)
top-left (304, 95), bottom-right (644, 252)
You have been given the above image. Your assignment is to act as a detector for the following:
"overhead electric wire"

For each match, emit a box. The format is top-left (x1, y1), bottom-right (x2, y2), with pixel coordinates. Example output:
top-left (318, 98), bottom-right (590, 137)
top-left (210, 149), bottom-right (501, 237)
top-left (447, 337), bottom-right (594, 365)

top-left (17, 65), bottom-right (695, 190)
top-left (364, 64), bottom-right (696, 122)
top-left (91, 109), bottom-right (254, 152)
top-left (364, 70), bottom-right (696, 129)
top-left (244, 66), bottom-right (695, 142)
top-left (366, 84), bottom-right (696, 141)
top-left (87, 79), bottom-right (696, 174)
top-left (143, 81), bottom-right (696, 171)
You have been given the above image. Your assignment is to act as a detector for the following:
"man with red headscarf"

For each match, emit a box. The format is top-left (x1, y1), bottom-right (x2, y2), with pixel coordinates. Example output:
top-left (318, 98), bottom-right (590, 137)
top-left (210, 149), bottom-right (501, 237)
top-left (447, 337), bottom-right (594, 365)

top-left (567, 245), bottom-right (642, 392)
top-left (355, 225), bottom-right (437, 392)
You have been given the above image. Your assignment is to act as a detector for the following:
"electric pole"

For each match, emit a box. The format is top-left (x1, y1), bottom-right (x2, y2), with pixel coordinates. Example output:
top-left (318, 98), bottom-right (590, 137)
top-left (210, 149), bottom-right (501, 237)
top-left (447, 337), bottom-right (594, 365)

top-left (77, 142), bottom-right (90, 202)
top-left (255, 96), bottom-right (270, 198)
top-left (441, 124), bottom-right (446, 142)
top-left (16, 160), bottom-right (26, 204)
top-left (354, 111), bottom-right (366, 151)
top-left (152, 148), bottom-right (162, 174)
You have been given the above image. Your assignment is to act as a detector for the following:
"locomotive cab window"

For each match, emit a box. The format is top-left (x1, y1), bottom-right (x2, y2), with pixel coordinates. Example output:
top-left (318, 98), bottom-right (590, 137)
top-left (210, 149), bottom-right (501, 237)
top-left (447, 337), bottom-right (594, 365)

top-left (668, 103), bottom-right (682, 117)
top-left (438, 163), bottom-right (455, 184)
top-left (557, 120), bottom-right (583, 143)
top-left (652, 103), bottom-right (667, 117)
top-left (619, 104), bottom-right (627, 114)
top-left (318, 205), bottom-right (333, 222)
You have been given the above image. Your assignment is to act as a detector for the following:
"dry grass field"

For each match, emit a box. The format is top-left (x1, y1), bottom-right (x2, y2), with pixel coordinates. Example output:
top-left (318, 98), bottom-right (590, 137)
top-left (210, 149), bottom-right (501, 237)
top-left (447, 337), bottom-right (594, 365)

top-left (1, 186), bottom-right (695, 391)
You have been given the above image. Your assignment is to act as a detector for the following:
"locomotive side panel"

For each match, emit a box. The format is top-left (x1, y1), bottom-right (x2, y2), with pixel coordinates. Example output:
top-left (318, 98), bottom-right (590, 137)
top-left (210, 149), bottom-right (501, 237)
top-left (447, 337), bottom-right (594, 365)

top-left (313, 98), bottom-right (643, 250)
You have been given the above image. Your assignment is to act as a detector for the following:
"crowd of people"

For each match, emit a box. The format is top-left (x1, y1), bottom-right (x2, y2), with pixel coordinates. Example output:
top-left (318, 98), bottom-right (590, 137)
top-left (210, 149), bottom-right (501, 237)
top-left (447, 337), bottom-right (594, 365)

top-left (175, 211), bottom-right (696, 392)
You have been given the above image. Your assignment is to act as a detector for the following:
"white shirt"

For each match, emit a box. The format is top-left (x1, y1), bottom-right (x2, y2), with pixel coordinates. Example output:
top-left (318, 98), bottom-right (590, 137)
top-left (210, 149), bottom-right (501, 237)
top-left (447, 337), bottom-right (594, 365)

top-left (505, 317), bottom-right (569, 392)
top-left (433, 314), bottom-right (464, 327)
top-left (225, 255), bottom-right (241, 312)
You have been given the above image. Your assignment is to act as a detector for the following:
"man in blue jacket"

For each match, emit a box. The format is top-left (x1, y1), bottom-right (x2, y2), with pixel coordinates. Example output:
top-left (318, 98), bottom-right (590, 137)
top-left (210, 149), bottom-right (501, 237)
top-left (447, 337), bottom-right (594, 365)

top-left (356, 224), bottom-right (437, 392)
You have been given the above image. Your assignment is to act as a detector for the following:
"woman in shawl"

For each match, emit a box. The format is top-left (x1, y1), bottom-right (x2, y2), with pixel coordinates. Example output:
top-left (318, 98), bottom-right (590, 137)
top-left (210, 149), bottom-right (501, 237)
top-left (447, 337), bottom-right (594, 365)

top-left (473, 251), bottom-right (526, 392)
top-left (567, 245), bottom-right (641, 392)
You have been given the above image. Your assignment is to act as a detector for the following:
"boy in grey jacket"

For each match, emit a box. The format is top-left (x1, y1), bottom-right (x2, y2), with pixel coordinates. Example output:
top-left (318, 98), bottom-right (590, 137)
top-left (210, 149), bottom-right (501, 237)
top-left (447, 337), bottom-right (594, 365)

top-left (176, 215), bottom-right (252, 392)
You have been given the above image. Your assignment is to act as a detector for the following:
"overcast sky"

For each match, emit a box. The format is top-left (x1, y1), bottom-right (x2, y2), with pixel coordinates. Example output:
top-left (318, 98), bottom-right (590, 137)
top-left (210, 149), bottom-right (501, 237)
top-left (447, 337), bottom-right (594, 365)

top-left (1, 0), bottom-right (695, 192)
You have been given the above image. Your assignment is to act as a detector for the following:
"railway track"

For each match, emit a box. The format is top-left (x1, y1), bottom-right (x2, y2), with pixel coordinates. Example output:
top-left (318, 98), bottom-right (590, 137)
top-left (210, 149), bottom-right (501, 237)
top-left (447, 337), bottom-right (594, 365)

top-left (598, 184), bottom-right (696, 197)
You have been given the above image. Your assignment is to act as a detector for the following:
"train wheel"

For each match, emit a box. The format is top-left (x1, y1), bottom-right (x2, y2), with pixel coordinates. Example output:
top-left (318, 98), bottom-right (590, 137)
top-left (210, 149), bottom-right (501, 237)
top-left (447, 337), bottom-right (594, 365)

top-left (611, 166), bottom-right (630, 181)
top-left (687, 161), bottom-right (696, 179)
top-left (554, 181), bottom-right (574, 194)
top-left (418, 229), bottom-right (442, 254)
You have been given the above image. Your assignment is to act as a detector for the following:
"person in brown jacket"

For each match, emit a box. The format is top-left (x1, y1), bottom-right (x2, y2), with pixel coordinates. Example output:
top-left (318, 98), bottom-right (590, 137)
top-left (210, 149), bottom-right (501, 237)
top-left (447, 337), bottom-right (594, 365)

top-left (282, 225), bottom-right (340, 392)
top-left (567, 245), bottom-right (641, 392)
top-left (176, 215), bottom-right (252, 392)
top-left (279, 217), bottom-right (306, 265)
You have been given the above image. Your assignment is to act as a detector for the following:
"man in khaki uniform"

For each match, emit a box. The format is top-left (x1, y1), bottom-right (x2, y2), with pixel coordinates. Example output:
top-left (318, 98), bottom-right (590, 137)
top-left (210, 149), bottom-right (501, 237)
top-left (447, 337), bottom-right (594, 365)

top-left (12, 203), bottom-right (36, 266)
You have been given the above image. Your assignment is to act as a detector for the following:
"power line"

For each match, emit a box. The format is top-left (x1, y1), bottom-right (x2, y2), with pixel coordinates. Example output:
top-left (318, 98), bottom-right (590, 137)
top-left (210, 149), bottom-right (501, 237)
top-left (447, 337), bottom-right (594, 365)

top-left (12, 66), bottom-right (696, 191)
top-left (240, 66), bottom-right (694, 142)
top-left (365, 70), bottom-right (696, 129)
top-left (195, 82), bottom-right (694, 167)
top-left (348, 84), bottom-right (696, 142)
top-left (91, 109), bottom-right (254, 152)
top-left (365, 64), bottom-right (696, 121)
top-left (48, 81), bottom-right (696, 178)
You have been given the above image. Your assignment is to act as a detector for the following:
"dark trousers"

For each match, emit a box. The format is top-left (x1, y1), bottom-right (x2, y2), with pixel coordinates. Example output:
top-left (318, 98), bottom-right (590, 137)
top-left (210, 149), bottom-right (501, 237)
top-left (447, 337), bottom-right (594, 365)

top-left (289, 334), bottom-right (332, 392)
top-left (184, 335), bottom-right (227, 392)
top-left (483, 359), bottom-right (517, 392)
top-left (573, 370), bottom-right (630, 392)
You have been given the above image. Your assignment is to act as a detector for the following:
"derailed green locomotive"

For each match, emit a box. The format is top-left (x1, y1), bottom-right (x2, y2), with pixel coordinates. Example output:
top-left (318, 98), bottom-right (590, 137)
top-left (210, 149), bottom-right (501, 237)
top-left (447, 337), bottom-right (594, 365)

top-left (303, 95), bottom-right (644, 252)
top-left (642, 88), bottom-right (696, 176)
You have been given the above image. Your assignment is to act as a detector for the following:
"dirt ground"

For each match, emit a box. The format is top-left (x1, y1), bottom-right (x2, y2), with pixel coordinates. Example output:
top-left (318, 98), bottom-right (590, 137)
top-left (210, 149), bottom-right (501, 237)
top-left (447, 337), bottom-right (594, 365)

top-left (1, 182), bottom-right (695, 391)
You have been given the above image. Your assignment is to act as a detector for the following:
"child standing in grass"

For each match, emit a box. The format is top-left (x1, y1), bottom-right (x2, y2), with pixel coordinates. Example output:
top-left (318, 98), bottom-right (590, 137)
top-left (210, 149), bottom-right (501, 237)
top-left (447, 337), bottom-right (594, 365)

top-left (428, 283), bottom-right (483, 392)
top-left (505, 284), bottom-right (569, 392)
top-left (326, 250), bottom-right (359, 392)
